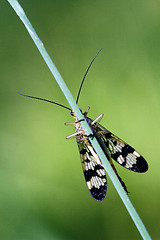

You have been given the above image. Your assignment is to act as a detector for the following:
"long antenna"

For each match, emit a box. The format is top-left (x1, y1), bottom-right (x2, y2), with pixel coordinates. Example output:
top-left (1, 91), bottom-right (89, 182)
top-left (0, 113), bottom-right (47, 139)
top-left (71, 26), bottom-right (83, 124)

top-left (17, 92), bottom-right (72, 111)
top-left (76, 48), bottom-right (103, 104)
top-left (18, 49), bottom-right (102, 110)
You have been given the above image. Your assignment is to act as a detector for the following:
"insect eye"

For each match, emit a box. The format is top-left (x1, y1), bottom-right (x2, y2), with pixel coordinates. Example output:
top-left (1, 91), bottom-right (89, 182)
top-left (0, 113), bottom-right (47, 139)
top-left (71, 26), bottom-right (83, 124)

top-left (70, 110), bottom-right (74, 116)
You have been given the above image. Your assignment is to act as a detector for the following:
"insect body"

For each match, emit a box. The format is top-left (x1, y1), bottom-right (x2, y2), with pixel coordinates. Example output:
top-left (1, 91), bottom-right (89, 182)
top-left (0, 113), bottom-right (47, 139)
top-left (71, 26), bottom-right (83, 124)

top-left (65, 107), bottom-right (148, 201)
top-left (65, 108), bottom-right (107, 201)
top-left (19, 49), bottom-right (148, 201)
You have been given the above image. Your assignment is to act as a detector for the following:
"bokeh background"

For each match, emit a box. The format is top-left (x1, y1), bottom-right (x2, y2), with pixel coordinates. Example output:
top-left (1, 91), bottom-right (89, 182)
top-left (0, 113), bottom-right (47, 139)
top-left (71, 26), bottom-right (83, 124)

top-left (1, 0), bottom-right (160, 239)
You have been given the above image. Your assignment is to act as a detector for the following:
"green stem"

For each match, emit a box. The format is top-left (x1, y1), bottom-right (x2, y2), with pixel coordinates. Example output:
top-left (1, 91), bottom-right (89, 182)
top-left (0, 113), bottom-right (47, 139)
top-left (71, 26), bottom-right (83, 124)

top-left (7, 1), bottom-right (151, 239)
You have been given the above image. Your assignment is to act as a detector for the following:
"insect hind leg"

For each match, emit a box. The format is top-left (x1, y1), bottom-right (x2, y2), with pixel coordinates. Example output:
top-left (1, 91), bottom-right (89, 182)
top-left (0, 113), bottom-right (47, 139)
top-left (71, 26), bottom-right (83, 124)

top-left (66, 131), bottom-right (83, 139)
top-left (108, 155), bottom-right (129, 194)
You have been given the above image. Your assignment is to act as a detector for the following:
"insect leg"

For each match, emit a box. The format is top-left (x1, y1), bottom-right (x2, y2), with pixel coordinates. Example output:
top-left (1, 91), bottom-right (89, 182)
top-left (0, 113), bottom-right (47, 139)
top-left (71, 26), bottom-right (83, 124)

top-left (66, 131), bottom-right (83, 139)
top-left (83, 107), bottom-right (90, 117)
top-left (64, 122), bottom-right (76, 125)
top-left (65, 119), bottom-right (85, 126)
top-left (96, 130), bottom-right (108, 134)
top-left (91, 114), bottom-right (104, 127)
top-left (107, 154), bottom-right (129, 194)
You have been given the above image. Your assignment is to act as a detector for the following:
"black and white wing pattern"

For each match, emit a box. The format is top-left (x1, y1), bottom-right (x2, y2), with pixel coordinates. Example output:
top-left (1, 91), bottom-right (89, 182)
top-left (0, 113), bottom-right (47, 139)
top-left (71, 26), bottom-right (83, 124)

top-left (66, 109), bottom-right (148, 201)
top-left (77, 140), bottom-right (107, 201)
top-left (92, 123), bottom-right (148, 173)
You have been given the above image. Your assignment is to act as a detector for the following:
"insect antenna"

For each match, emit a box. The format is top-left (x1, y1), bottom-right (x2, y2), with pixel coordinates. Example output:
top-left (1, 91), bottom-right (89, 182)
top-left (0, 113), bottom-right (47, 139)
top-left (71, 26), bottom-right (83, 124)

top-left (76, 48), bottom-right (103, 104)
top-left (18, 49), bottom-right (102, 110)
top-left (17, 92), bottom-right (72, 111)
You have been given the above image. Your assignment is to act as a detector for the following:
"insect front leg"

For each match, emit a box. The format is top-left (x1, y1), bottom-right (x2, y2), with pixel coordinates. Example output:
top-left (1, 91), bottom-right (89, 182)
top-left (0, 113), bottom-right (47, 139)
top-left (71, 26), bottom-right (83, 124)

top-left (65, 119), bottom-right (85, 126)
top-left (83, 107), bottom-right (90, 117)
top-left (91, 113), bottom-right (104, 128)
top-left (64, 122), bottom-right (76, 125)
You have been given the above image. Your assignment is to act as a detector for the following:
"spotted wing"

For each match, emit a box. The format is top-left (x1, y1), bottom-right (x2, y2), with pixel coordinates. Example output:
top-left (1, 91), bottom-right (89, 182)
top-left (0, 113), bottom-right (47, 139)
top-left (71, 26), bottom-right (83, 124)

top-left (93, 124), bottom-right (148, 173)
top-left (77, 140), bottom-right (107, 201)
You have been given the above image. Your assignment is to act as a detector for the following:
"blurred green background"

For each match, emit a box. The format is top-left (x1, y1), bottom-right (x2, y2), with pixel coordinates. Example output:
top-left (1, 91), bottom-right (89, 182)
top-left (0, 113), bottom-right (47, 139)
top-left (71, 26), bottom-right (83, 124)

top-left (0, 0), bottom-right (160, 239)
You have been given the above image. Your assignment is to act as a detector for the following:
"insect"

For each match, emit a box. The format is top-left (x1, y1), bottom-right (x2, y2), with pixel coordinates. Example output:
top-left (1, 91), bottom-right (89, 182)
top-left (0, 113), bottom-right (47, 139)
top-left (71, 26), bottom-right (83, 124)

top-left (18, 49), bottom-right (148, 201)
